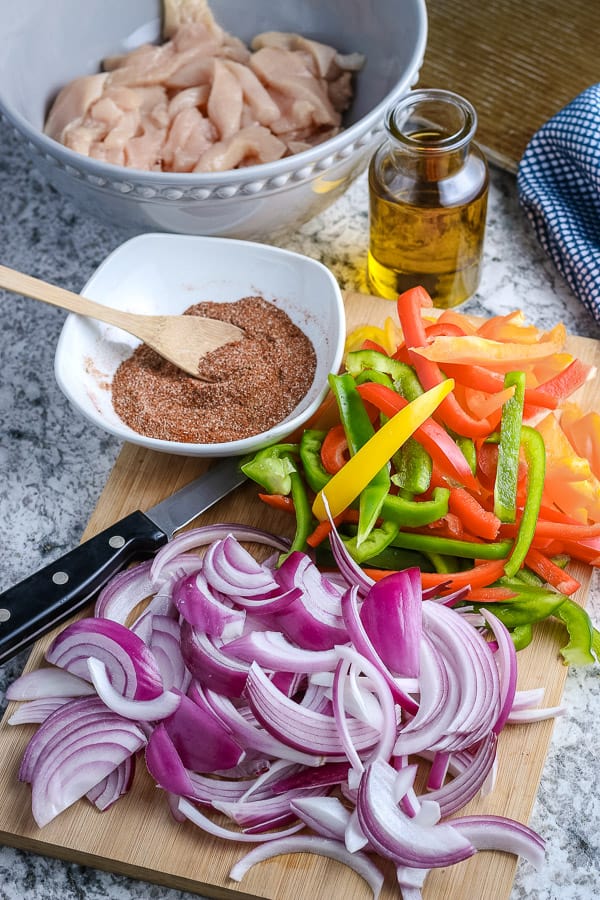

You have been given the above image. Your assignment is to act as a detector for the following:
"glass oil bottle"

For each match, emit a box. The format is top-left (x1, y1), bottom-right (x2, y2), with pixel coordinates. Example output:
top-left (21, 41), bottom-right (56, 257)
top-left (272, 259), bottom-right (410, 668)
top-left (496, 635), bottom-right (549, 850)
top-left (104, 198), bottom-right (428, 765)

top-left (367, 89), bottom-right (489, 308)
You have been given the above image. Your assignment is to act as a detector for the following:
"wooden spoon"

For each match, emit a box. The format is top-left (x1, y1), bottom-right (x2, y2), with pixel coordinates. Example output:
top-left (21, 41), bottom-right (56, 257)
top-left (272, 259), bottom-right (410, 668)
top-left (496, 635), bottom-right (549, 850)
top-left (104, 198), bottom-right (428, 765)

top-left (0, 264), bottom-right (245, 378)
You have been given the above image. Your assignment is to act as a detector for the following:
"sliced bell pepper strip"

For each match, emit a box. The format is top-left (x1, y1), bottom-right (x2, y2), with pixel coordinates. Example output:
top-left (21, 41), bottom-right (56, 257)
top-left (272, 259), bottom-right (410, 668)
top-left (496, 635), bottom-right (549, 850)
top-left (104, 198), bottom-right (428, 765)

top-left (299, 429), bottom-right (330, 492)
top-left (477, 583), bottom-right (566, 627)
top-left (306, 509), bottom-right (360, 548)
top-left (554, 599), bottom-right (595, 665)
top-left (494, 370), bottom-right (526, 523)
top-left (396, 287), bottom-right (494, 438)
top-left (536, 357), bottom-right (595, 401)
top-left (391, 436), bottom-right (432, 494)
top-left (312, 380), bottom-right (454, 522)
top-left (342, 520), bottom-right (400, 564)
top-left (412, 331), bottom-right (567, 370)
top-left (560, 405), bottom-right (600, 481)
top-left (380, 486), bottom-right (450, 527)
top-left (501, 519), bottom-right (600, 541)
top-left (524, 548), bottom-right (581, 595)
top-left (258, 493), bottom-right (295, 513)
top-left (320, 424), bottom-right (348, 475)
top-left (390, 531), bottom-right (512, 560)
top-left (511, 623), bottom-right (534, 651)
top-left (447, 486), bottom-right (501, 541)
top-left (346, 349), bottom-right (424, 401)
top-left (502, 425), bottom-right (546, 578)
top-left (328, 373), bottom-right (390, 545)
top-left (355, 381), bottom-right (479, 491)
top-left (466, 586), bottom-right (519, 602)
top-left (418, 558), bottom-right (507, 591)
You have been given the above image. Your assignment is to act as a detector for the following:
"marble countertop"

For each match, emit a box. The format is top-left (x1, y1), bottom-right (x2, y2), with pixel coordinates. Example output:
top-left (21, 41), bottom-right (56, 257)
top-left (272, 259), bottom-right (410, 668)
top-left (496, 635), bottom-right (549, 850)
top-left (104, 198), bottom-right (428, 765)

top-left (0, 115), bottom-right (599, 899)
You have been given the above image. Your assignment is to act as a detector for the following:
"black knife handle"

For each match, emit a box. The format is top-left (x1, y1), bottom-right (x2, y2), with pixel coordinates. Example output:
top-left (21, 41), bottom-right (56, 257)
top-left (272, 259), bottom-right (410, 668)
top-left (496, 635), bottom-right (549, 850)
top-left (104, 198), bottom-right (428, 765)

top-left (0, 511), bottom-right (168, 665)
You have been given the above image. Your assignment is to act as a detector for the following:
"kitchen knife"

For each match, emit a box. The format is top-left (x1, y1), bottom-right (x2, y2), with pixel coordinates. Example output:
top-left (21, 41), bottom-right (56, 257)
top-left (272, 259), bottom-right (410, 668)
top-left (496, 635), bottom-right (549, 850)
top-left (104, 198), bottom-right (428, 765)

top-left (0, 456), bottom-right (248, 664)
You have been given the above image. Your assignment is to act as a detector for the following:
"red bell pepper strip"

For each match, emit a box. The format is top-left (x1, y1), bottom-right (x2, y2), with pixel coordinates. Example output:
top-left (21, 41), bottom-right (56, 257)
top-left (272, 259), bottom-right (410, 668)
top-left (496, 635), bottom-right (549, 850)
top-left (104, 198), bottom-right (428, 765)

top-left (356, 381), bottom-right (480, 491)
top-left (320, 424), bottom-right (348, 474)
top-left (396, 286), bottom-right (494, 438)
top-left (258, 493), bottom-right (295, 513)
top-left (524, 548), bottom-right (581, 595)
top-left (536, 357), bottom-right (595, 400)
top-left (447, 486), bottom-right (501, 541)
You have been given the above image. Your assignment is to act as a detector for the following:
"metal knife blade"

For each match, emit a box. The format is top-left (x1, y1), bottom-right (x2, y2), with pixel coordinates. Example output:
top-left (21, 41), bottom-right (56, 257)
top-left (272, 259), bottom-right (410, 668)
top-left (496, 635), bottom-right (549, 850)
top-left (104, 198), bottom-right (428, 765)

top-left (0, 456), bottom-right (248, 665)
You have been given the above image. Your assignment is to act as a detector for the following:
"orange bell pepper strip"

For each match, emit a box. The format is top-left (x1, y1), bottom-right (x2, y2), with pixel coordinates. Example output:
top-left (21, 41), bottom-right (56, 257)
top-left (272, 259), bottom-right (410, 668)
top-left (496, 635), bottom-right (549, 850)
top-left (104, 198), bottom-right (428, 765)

top-left (419, 558), bottom-right (508, 591)
top-left (312, 380), bottom-right (454, 522)
top-left (437, 308), bottom-right (480, 334)
top-left (355, 381), bottom-right (479, 491)
top-left (476, 310), bottom-right (541, 343)
top-left (500, 519), bottom-right (600, 540)
top-left (320, 424), bottom-right (348, 475)
top-left (524, 547), bottom-right (581, 595)
top-left (560, 404), bottom-right (600, 481)
top-left (446, 486), bottom-right (501, 541)
top-left (466, 586), bottom-right (519, 602)
top-left (441, 362), bottom-right (558, 410)
top-left (412, 331), bottom-right (567, 371)
top-left (396, 287), bottom-right (494, 438)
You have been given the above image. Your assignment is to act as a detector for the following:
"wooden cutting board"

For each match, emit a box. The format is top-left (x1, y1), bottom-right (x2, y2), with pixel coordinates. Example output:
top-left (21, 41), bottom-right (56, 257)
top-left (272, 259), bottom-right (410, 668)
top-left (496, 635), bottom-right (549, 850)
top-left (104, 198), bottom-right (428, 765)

top-left (0, 291), bottom-right (598, 899)
top-left (419, 0), bottom-right (600, 172)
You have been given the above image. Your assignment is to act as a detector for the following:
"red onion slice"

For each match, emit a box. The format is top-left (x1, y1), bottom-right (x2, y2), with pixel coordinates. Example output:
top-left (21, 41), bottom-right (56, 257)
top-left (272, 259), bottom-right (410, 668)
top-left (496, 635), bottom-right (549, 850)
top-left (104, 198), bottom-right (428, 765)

top-left (6, 668), bottom-right (95, 701)
top-left (86, 658), bottom-right (180, 722)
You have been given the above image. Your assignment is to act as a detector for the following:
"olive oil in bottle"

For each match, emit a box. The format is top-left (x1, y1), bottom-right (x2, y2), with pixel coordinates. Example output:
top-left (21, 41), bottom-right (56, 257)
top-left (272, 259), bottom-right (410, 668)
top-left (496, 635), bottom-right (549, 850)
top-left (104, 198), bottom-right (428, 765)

top-left (368, 90), bottom-right (489, 308)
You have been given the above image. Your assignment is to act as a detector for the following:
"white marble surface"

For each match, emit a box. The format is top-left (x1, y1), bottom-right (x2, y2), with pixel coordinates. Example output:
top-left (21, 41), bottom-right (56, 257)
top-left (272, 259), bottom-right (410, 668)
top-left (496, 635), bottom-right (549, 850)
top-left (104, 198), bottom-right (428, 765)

top-left (0, 114), bottom-right (599, 899)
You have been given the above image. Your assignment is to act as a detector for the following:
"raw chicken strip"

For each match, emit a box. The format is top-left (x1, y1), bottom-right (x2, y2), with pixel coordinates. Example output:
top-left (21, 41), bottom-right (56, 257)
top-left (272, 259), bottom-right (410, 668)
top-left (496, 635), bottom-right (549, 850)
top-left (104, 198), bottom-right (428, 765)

top-left (162, 0), bottom-right (219, 40)
top-left (162, 107), bottom-right (216, 171)
top-left (45, 74), bottom-right (108, 141)
top-left (193, 125), bottom-right (286, 172)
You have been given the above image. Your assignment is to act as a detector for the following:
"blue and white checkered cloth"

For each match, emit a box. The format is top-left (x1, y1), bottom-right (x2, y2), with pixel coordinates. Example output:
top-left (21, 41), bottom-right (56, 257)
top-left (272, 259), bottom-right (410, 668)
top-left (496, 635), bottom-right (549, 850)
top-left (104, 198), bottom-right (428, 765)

top-left (517, 83), bottom-right (600, 323)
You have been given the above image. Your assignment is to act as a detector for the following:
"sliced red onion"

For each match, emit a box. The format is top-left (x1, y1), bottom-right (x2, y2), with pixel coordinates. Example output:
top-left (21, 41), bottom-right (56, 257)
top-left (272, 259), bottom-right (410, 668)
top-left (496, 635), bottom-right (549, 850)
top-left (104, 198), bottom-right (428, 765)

top-left (356, 759), bottom-right (475, 869)
top-left (150, 525), bottom-right (289, 585)
top-left (177, 796), bottom-right (304, 843)
top-left (323, 497), bottom-right (375, 597)
top-left (7, 697), bottom-right (70, 725)
top-left (145, 723), bottom-right (200, 797)
top-left (229, 835), bottom-right (385, 899)
top-left (149, 615), bottom-right (190, 693)
top-left (507, 705), bottom-right (566, 723)
top-left (451, 814), bottom-right (546, 868)
top-left (180, 621), bottom-right (250, 697)
top-left (46, 617), bottom-right (164, 700)
top-left (244, 662), bottom-right (379, 758)
top-left (172, 570), bottom-right (246, 639)
top-left (481, 607), bottom-right (518, 735)
top-left (214, 783), bottom-right (329, 829)
top-left (86, 756), bottom-right (135, 811)
top-left (194, 684), bottom-right (325, 767)
top-left (163, 690), bottom-right (244, 773)
top-left (359, 568), bottom-right (423, 678)
top-left (94, 559), bottom-right (154, 622)
top-left (86, 658), bottom-right (180, 722)
top-left (341, 585), bottom-right (419, 714)
top-left (223, 630), bottom-right (339, 674)
top-left (290, 795), bottom-right (351, 840)
top-left (6, 667), bottom-right (95, 701)
top-left (274, 552), bottom-right (348, 650)
top-left (423, 733), bottom-right (498, 818)
top-left (202, 535), bottom-right (280, 597)
top-left (23, 696), bottom-right (146, 827)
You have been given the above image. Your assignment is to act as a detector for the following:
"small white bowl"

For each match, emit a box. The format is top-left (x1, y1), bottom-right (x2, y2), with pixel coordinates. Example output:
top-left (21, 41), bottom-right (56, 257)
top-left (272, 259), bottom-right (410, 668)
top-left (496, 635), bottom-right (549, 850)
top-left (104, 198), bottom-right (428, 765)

top-left (54, 234), bottom-right (345, 456)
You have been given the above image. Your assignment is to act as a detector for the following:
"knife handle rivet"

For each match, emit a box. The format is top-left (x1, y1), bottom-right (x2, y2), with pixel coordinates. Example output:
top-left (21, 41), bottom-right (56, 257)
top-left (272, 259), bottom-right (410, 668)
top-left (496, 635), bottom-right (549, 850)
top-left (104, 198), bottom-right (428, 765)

top-left (0, 609), bottom-right (10, 623)
top-left (108, 535), bottom-right (126, 549)
top-left (52, 571), bottom-right (69, 586)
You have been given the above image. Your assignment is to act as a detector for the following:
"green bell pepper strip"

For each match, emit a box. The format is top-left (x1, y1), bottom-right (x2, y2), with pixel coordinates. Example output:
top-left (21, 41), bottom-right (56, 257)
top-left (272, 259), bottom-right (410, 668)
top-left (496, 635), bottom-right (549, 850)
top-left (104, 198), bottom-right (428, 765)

top-left (503, 425), bottom-right (546, 578)
top-left (475, 585), bottom-right (566, 629)
top-left (342, 520), bottom-right (400, 564)
top-left (240, 444), bottom-right (299, 495)
top-left (554, 598), bottom-right (595, 666)
top-left (299, 429), bottom-right (330, 493)
top-left (455, 436), bottom-right (477, 475)
top-left (346, 349), bottom-right (423, 401)
top-left (510, 623), bottom-right (534, 651)
top-left (380, 485), bottom-right (449, 527)
top-left (494, 370), bottom-right (526, 523)
top-left (328, 372), bottom-right (390, 546)
top-left (391, 532), bottom-right (513, 560)
top-left (391, 436), bottom-right (433, 494)
top-left (360, 544), bottom-right (435, 573)
top-left (423, 551), bottom-right (460, 574)
top-left (240, 444), bottom-right (312, 560)
top-left (354, 368), bottom-right (395, 389)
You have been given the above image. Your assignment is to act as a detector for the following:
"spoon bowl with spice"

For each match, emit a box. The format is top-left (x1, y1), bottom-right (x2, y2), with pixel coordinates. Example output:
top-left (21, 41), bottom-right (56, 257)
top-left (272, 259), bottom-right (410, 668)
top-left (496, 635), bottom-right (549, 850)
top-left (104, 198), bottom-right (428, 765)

top-left (0, 264), bottom-right (245, 378)
top-left (53, 233), bottom-right (346, 457)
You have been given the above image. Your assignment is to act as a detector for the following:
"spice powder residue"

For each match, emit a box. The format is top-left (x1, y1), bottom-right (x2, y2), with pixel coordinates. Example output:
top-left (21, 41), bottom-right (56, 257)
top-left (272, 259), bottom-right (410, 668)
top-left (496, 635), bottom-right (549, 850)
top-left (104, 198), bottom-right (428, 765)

top-left (111, 296), bottom-right (317, 444)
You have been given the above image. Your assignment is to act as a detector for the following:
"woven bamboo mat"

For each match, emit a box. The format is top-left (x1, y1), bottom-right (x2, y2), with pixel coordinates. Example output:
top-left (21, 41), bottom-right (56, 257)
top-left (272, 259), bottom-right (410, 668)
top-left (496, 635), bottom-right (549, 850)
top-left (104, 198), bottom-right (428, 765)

top-left (419, 0), bottom-right (600, 172)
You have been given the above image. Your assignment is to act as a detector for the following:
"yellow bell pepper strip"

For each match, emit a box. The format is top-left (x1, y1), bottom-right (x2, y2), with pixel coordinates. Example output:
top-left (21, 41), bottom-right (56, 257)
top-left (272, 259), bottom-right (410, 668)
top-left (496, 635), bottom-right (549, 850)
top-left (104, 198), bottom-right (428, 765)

top-left (328, 373), bottom-right (391, 546)
top-left (494, 371), bottom-right (527, 523)
top-left (503, 425), bottom-right (546, 578)
top-left (355, 381), bottom-right (479, 491)
top-left (312, 380), bottom-right (454, 522)
top-left (412, 331), bottom-right (567, 371)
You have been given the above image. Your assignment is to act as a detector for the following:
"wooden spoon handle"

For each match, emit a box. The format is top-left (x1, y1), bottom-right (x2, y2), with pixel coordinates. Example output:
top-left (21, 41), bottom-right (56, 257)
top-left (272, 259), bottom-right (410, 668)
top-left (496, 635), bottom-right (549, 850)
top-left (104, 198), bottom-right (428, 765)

top-left (0, 264), bottom-right (133, 330)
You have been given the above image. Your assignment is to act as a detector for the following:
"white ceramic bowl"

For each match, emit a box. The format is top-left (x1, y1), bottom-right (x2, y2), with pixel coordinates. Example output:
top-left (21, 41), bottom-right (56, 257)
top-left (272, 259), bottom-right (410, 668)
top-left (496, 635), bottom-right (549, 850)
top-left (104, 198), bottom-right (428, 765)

top-left (54, 234), bottom-right (345, 456)
top-left (0, 0), bottom-right (427, 239)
